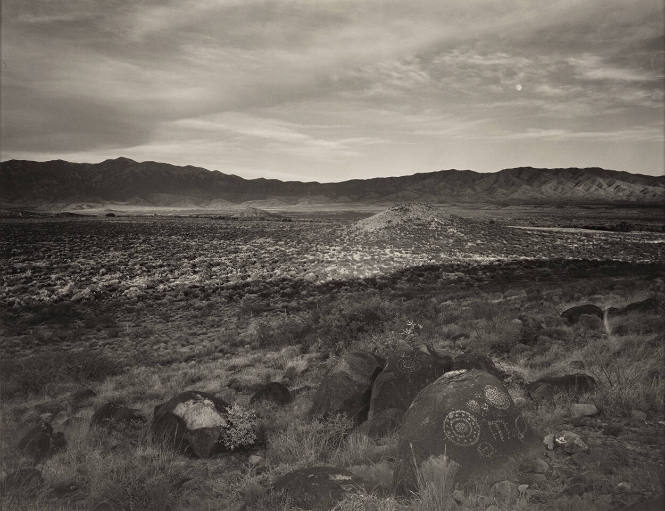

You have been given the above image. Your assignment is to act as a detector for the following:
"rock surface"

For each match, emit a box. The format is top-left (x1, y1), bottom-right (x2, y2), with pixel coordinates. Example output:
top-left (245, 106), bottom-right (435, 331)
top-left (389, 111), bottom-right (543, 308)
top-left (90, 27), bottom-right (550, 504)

top-left (452, 353), bottom-right (505, 380)
top-left (393, 369), bottom-right (537, 492)
top-left (367, 348), bottom-right (449, 423)
top-left (151, 391), bottom-right (234, 457)
top-left (272, 466), bottom-right (364, 511)
top-left (570, 403), bottom-right (599, 419)
top-left (308, 351), bottom-right (384, 424)
top-left (561, 304), bottom-right (604, 324)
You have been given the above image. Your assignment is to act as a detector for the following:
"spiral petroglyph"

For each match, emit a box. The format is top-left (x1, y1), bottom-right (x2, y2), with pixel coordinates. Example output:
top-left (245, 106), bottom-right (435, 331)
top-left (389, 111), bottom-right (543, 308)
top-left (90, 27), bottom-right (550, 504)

top-left (443, 410), bottom-right (480, 446)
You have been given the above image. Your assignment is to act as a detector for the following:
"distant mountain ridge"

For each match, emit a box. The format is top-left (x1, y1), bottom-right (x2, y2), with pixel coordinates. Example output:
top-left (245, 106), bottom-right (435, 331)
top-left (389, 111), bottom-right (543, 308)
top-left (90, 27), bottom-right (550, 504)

top-left (1, 157), bottom-right (663, 206)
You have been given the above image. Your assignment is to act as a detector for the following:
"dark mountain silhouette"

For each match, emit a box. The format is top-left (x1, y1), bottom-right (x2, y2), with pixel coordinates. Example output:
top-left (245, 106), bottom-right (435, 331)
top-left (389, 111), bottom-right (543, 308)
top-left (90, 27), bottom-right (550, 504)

top-left (1, 157), bottom-right (663, 206)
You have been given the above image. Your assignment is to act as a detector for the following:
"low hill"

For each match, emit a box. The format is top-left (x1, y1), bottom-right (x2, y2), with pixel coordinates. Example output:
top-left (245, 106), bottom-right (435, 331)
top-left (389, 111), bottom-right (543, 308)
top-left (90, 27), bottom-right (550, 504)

top-left (1, 157), bottom-right (663, 206)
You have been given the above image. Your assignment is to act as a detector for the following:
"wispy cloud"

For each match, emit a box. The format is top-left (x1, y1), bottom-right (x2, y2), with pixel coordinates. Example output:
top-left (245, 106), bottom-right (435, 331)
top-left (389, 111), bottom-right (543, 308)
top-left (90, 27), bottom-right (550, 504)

top-left (1, 0), bottom-right (663, 178)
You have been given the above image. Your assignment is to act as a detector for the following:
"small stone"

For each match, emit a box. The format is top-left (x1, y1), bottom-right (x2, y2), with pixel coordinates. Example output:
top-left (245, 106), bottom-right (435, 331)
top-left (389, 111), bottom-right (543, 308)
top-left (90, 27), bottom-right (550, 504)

top-left (518, 484), bottom-right (529, 494)
top-left (617, 482), bottom-right (632, 491)
top-left (570, 403), bottom-right (598, 419)
top-left (453, 489), bottom-right (465, 504)
top-left (630, 410), bottom-right (647, 422)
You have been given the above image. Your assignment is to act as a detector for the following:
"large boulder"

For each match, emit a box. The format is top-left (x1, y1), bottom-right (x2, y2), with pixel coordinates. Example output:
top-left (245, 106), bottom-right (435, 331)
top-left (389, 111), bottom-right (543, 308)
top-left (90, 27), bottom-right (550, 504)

top-left (17, 421), bottom-right (66, 464)
top-left (394, 369), bottom-right (537, 492)
top-left (308, 352), bottom-right (385, 424)
top-left (151, 391), bottom-right (258, 457)
top-left (452, 353), bottom-right (505, 380)
top-left (272, 466), bottom-right (365, 510)
top-left (561, 304), bottom-right (603, 325)
top-left (367, 348), bottom-right (450, 425)
top-left (526, 374), bottom-right (596, 401)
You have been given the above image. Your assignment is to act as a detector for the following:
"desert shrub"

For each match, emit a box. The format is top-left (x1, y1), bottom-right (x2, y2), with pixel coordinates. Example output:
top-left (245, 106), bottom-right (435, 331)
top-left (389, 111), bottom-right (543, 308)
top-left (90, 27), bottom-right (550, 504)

top-left (221, 404), bottom-right (258, 450)
top-left (0, 350), bottom-right (123, 399)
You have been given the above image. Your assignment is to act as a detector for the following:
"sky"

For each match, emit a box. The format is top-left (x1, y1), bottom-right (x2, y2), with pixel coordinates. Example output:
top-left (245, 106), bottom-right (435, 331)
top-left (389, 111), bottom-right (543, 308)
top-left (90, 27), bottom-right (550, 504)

top-left (1, 0), bottom-right (663, 181)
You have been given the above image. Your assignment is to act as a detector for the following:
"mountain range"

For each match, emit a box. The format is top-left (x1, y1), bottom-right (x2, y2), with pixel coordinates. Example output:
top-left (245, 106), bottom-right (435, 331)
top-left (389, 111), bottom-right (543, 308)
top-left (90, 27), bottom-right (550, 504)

top-left (1, 157), bottom-right (663, 206)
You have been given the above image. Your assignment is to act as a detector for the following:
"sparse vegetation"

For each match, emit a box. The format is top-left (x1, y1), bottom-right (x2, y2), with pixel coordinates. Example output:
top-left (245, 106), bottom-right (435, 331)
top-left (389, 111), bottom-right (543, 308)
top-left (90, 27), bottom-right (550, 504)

top-left (1, 212), bottom-right (663, 510)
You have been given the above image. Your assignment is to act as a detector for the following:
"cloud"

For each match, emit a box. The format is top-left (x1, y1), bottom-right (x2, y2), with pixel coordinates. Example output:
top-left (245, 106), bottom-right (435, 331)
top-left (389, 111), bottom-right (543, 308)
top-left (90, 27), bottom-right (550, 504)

top-left (1, 0), bottom-right (663, 177)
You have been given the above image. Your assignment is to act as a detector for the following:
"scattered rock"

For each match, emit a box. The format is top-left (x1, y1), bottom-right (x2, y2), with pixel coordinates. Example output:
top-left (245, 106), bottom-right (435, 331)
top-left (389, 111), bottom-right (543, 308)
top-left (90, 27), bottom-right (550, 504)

top-left (249, 382), bottom-right (292, 406)
top-left (91, 402), bottom-right (146, 432)
top-left (308, 351), bottom-right (384, 424)
top-left (152, 391), bottom-right (230, 457)
top-left (1, 468), bottom-right (43, 493)
top-left (393, 369), bottom-right (537, 492)
top-left (367, 348), bottom-right (449, 423)
top-left (570, 403), bottom-right (599, 419)
top-left (561, 304), bottom-right (603, 325)
top-left (152, 390), bottom-right (259, 457)
top-left (451, 353), bottom-right (505, 379)
top-left (526, 373), bottom-right (596, 401)
top-left (546, 430), bottom-right (589, 454)
top-left (17, 421), bottom-right (66, 464)
top-left (271, 466), bottom-right (364, 511)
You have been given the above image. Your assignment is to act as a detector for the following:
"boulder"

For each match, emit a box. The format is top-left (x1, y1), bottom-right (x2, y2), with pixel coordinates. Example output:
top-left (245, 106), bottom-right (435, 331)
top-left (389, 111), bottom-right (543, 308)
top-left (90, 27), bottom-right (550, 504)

top-left (355, 408), bottom-right (402, 438)
top-left (272, 466), bottom-right (364, 511)
top-left (608, 297), bottom-right (660, 317)
top-left (70, 388), bottom-right (96, 408)
top-left (570, 403), bottom-right (598, 419)
top-left (561, 304), bottom-right (603, 325)
top-left (91, 402), bottom-right (146, 432)
top-left (367, 348), bottom-right (450, 423)
top-left (393, 369), bottom-right (537, 492)
top-left (452, 353), bottom-right (505, 380)
top-left (526, 374), bottom-right (596, 401)
top-left (17, 421), bottom-right (66, 464)
top-left (249, 382), bottom-right (292, 406)
top-left (308, 352), bottom-right (385, 424)
top-left (152, 391), bottom-right (259, 457)
top-left (544, 430), bottom-right (588, 454)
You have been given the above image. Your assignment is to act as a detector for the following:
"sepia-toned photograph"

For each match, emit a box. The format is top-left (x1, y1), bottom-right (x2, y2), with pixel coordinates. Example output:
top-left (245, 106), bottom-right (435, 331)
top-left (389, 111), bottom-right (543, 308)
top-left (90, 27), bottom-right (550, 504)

top-left (1, 1), bottom-right (663, 510)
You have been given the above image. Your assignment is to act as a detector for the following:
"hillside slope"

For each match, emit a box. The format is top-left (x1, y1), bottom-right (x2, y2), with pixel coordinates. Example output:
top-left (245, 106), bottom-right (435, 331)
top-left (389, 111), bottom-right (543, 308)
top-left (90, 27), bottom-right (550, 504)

top-left (1, 157), bottom-right (663, 205)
